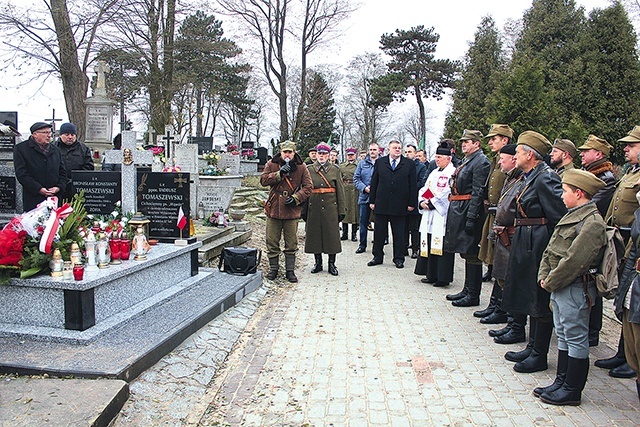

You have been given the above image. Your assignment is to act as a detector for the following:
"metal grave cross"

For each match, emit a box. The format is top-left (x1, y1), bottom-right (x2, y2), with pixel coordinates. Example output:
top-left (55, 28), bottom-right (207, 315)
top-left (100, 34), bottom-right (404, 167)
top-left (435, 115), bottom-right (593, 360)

top-left (174, 174), bottom-right (188, 188)
top-left (159, 126), bottom-right (175, 160)
top-left (103, 130), bottom-right (153, 215)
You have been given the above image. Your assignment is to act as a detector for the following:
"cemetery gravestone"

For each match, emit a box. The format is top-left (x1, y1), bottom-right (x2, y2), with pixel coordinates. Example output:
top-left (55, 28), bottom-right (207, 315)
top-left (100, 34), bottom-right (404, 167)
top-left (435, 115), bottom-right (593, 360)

top-left (72, 171), bottom-right (121, 215)
top-left (188, 136), bottom-right (213, 155)
top-left (173, 144), bottom-right (200, 217)
top-left (0, 112), bottom-right (18, 161)
top-left (218, 153), bottom-right (241, 175)
top-left (137, 171), bottom-right (190, 241)
top-left (257, 147), bottom-right (268, 166)
top-left (0, 164), bottom-right (21, 214)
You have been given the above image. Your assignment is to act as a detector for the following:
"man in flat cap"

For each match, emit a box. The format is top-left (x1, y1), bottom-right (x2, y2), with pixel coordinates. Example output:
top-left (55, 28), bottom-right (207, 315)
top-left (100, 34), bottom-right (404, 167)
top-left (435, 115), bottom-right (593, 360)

top-left (501, 131), bottom-right (567, 374)
top-left (306, 147), bottom-right (317, 165)
top-left (550, 139), bottom-right (578, 175)
top-left (13, 122), bottom-right (67, 211)
top-left (260, 140), bottom-right (313, 282)
top-left (443, 129), bottom-right (491, 307)
top-left (476, 124), bottom-right (514, 323)
top-left (577, 134), bottom-right (616, 349)
top-left (595, 125), bottom-right (640, 379)
top-left (536, 169), bottom-right (607, 406)
top-left (340, 147), bottom-right (360, 242)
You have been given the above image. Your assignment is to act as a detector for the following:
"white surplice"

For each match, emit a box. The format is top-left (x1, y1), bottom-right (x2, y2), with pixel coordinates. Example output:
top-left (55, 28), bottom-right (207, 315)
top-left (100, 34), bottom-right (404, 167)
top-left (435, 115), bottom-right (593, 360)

top-left (418, 163), bottom-right (455, 256)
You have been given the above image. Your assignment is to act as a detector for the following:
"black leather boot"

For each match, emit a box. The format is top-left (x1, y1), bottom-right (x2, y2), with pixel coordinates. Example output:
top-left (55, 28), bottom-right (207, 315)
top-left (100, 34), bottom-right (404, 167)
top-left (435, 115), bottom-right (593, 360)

top-left (328, 254), bottom-right (338, 276)
top-left (540, 356), bottom-right (589, 406)
top-left (266, 256), bottom-right (279, 280)
top-left (480, 306), bottom-right (508, 324)
top-left (482, 264), bottom-right (493, 282)
top-left (496, 313), bottom-right (527, 345)
top-left (609, 362), bottom-right (637, 378)
top-left (534, 350), bottom-right (568, 397)
top-left (284, 254), bottom-right (297, 283)
top-left (595, 330), bottom-right (626, 369)
top-left (351, 224), bottom-right (358, 242)
top-left (489, 314), bottom-right (512, 337)
top-left (514, 318), bottom-right (552, 373)
top-left (474, 282), bottom-right (500, 318)
top-left (452, 263), bottom-right (482, 307)
top-left (340, 225), bottom-right (348, 240)
top-left (446, 287), bottom-right (468, 301)
top-left (588, 296), bottom-right (602, 347)
top-left (311, 254), bottom-right (323, 273)
top-left (636, 380), bottom-right (640, 404)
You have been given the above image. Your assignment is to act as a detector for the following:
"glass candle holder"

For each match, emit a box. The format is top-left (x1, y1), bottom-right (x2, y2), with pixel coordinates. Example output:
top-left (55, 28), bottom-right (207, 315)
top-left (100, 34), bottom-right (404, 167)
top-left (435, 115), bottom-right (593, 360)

top-left (73, 264), bottom-right (84, 281)
top-left (120, 238), bottom-right (131, 261)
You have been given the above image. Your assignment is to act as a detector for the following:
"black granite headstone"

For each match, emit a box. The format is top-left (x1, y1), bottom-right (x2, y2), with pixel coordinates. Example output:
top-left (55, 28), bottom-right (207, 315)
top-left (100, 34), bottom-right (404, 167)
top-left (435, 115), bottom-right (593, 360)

top-left (241, 140), bottom-right (255, 150)
top-left (0, 111), bottom-right (18, 151)
top-left (0, 175), bottom-right (16, 212)
top-left (137, 171), bottom-right (190, 241)
top-left (72, 171), bottom-right (122, 215)
top-left (257, 147), bottom-right (268, 165)
top-left (188, 136), bottom-right (213, 155)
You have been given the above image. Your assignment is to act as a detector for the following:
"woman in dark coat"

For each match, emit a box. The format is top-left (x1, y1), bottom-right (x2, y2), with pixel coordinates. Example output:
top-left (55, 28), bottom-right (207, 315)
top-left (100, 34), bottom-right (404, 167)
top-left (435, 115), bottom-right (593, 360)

top-left (302, 143), bottom-right (346, 276)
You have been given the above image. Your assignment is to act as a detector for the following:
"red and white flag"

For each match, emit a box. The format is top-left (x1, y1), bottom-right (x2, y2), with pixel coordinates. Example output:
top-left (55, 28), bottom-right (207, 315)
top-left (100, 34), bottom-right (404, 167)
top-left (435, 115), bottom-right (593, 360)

top-left (177, 206), bottom-right (187, 230)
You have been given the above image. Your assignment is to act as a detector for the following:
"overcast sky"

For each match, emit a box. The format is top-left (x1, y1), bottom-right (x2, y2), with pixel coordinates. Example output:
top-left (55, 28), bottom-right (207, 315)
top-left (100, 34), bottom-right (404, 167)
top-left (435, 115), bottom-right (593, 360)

top-left (0, 0), bottom-right (616, 144)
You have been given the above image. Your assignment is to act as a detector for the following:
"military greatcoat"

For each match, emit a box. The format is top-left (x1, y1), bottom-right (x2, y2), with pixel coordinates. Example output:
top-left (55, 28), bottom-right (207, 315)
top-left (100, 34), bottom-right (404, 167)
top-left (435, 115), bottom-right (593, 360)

top-left (339, 160), bottom-right (359, 224)
top-left (606, 165), bottom-right (640, 229)
top-left (479, 156), bottom-right (506, 265)
top-left (303, 162), bottom-right (346, 254)
top-left (501, 162), bottom-right (567, 318)
top-left (443, 150), bottom-right (491, 255)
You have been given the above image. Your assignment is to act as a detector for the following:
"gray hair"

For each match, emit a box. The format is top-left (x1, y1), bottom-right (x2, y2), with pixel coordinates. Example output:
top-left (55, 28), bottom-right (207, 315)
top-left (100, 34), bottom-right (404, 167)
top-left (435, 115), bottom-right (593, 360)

top-left (520, 144), bottom-right (544, 161)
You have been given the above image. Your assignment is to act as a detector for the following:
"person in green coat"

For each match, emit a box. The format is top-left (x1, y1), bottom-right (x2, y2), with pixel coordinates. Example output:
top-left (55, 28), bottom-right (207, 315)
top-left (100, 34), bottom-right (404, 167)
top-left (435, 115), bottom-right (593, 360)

top-left (339, 147), bottom-right (359, 241)
top-left (302, 143), bottom-right (346, 276)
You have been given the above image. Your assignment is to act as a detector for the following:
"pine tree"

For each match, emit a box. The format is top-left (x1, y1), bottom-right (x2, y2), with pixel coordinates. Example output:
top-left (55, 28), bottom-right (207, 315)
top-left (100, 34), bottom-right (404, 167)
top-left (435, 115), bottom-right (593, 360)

top-left (298, 71), bottom-right (337, 155)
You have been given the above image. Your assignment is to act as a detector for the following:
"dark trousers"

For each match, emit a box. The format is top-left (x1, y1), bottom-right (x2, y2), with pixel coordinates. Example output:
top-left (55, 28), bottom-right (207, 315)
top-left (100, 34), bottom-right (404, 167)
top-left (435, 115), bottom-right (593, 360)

top-left (373, 213), bottom-right (406, 263)
top-left (404, 214), bottom-right (421, 252)
top-left (358, 203), bottom-right (372, 249)
top-left (427, 241), bottom-right (455, 284)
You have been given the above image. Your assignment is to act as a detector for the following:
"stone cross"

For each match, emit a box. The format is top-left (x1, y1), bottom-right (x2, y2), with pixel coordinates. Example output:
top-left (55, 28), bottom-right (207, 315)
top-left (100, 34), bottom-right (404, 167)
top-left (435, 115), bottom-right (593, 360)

top-left (159, 126), bottom-right (175, 162)
top-left (103, 131), bottom-right (153, 215)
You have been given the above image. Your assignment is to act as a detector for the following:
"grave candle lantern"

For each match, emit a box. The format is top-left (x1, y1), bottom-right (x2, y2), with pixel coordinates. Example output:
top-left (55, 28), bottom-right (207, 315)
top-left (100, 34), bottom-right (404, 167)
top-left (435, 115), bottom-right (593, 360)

top-left (84, 231), bottom-right (98, 271)
top-left (96, 232), bottom-right (111, 268)
top-left (109, 231), bottom-right (122, 265)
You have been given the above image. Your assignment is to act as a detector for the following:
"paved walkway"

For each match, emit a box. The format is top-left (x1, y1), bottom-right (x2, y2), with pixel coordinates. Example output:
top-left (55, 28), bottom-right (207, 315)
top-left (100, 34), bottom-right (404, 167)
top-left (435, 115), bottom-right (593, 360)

top-left (116, 237), bottom-right (639, 426)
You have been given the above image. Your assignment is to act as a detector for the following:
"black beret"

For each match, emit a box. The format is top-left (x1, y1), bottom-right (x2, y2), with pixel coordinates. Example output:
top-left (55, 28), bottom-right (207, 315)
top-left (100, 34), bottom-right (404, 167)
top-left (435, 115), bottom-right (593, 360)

top-left (499, 144), bottom-right (517, 155)
top-left (30, 122), bottom-right (52, 134)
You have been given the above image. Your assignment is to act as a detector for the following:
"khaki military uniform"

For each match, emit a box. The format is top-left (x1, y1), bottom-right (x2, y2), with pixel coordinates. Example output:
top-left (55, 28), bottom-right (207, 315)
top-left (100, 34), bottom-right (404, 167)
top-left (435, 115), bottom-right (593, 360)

top-left (606, 165), bottom-right (640, 230)
top-left (479, 157), bottom-right (506, 265)
top-left (555, 162), bottom-right (575, 176)
top-left (340, 161), bottom-right (359, 224)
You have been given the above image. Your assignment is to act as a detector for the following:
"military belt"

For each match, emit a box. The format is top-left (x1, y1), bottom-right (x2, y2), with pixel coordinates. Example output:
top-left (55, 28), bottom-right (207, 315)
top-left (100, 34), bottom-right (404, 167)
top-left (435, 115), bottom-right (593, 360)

top-left (449, 194), bottom-right (472, 201)
top-left (514, 217), bottom-right (548, 226)
top-left (312, 188), bottom-right (336, 194)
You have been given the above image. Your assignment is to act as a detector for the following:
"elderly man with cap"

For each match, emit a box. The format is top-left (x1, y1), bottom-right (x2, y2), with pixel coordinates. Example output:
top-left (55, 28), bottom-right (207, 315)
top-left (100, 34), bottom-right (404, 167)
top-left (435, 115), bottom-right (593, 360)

top-left (414, 142), bottom-right (456, 286)
top-left (576, 134), bottom-right (616, 350)
top-left (302, 143), bottom-right (346, 275)
top-left (550, 139), bottom-right (578, 175)
top-left (427, 138), bottom-right (460, 175)
top-left (475, 124), bottom-right (513, 323)
top-left (443, 129), bottom-right (491, 307)
top-left (54, 122), bottom-right (94, 201)
top-left (260, 140), bottom-right (313, 282)
top-left (487, 144), bottom-right (527, 345)
top-left (340, 147), bottom-right (360, 241)
top-left (306, 147), bottom-right (317, 165)
top-left (13, 122), bottom-right (67, 211)
top-left (501, 131), bottom-right (567, 374)
top-left (535, 169), bottom-right (607, 406)
top-left (595, 126), bottom-right (640, 379)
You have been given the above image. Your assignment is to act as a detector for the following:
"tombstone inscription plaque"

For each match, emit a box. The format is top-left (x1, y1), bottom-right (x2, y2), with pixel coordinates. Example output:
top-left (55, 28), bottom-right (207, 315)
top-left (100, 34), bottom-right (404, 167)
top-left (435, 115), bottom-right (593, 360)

top-left (137, 171), bottom-right (190, 241)
top-left (72, 171), bottom-right (121, 215)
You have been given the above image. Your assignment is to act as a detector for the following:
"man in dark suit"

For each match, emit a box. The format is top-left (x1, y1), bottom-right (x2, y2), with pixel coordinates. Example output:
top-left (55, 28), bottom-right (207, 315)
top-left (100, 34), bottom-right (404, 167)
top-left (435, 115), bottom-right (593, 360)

top-left (367, 140), bottom-right (417, 269)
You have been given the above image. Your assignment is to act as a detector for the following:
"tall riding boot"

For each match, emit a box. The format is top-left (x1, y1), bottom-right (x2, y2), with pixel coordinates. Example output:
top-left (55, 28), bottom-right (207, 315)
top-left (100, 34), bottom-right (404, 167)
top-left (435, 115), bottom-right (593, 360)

top-left (496, 312), bottom-right (527, 345)
top-left (595, 330), bottom-right (626, 369)
top-left (540, 356), bottom-right (589, 406)
top-left (351, 224), bottom-right (358, 242)
top-left (504, 316), bottom-right (534, 359)
top-left (534, 350), bottom-right (568, 397)
top-left (284, 254), bottom-right (297, 283)
top-left (636, 380), bottom-right (640, 404)
top-left (328, 254), bottom-right (338, 276)
top-left (340, 225), bottom-right (348, 240)
top-left (452, 263), bottom-right (482, 307)
top-left (446, 262), bottom-right (471, 301)
top-left (311, 254), bottom-right (323, 273)
top-left (589, 296), bottom-right (602, 346)
top-left (266, 256), bottom-right (279, 280)
top-left (481, 302), bottom-right (508, 324)
top-left (514, 318), bottom-right (553, 373)
top-left (474, 281), bottom-right (500, 318)
top-left (482, 264), bottom-right (493, 282)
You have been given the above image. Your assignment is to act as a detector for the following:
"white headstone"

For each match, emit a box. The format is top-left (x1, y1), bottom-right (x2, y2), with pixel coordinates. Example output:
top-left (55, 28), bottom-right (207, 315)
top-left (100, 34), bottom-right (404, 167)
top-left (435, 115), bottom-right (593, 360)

top-left (103, 131), bottom-right (154, 215)
top-left (218, 153), bottom-right (241, 175)
top-left (173, 143), bottom-right (200, 217)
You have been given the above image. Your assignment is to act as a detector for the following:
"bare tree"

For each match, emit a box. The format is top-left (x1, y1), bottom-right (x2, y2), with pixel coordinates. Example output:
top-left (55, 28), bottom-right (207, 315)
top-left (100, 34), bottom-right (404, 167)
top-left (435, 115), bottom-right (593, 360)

top-left (0, 0), bottom-right (120, 138)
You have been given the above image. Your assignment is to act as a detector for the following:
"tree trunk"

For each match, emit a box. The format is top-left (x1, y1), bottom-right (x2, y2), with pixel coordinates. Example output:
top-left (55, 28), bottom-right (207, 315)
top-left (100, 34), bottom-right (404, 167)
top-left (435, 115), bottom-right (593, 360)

top-left (414, 84), bottom-right (426, 144)
top-left (50, 0), bottom-right (88, 139)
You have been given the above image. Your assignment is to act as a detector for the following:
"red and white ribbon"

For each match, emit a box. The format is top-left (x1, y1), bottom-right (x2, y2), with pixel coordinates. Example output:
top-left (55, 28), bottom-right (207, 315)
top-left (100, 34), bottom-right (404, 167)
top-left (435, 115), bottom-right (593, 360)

top-left (39, 198), bottom-right (74, 254)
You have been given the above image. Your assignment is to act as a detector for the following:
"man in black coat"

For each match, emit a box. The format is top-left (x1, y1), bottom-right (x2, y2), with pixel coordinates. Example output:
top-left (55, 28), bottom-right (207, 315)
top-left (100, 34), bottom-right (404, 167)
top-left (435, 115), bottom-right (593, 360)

top-left (54, 122), bottom-right (94, 201)
top-left (443, 130), bottom-right (491, 307)
top-left (14, 122), bottom-right (67, 211)
top-left (501, 131), bottom-right (567, 374)
top-left (368, 140), bottom-right (417, 269)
